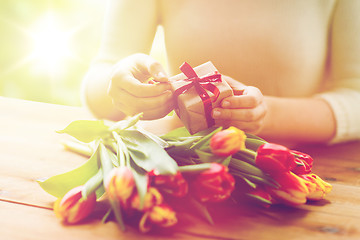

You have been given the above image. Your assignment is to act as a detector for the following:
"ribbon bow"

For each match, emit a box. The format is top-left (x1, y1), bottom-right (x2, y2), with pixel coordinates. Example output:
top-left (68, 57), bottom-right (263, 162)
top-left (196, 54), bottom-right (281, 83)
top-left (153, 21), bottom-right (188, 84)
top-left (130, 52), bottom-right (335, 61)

top-left (173, 62), bottom-right (222, 128)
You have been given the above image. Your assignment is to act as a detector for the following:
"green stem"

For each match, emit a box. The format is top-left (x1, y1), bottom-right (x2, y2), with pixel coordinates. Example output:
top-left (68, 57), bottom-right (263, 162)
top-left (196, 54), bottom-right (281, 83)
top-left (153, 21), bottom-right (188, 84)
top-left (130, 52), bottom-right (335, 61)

top-left (82, 168), bottom-right (103, 199)
top-left (99, 142), bottom-right (126, 231)
top-left (99, 142), bottom-right (114, 176)
top-left (62, 140), bottom-right (92, 157)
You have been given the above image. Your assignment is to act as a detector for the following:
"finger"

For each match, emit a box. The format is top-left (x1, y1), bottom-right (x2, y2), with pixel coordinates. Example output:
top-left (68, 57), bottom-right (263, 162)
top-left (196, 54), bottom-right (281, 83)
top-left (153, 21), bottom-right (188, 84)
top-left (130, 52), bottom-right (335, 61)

top-left (222, 75), bottom-right (246, 95)
top-left (135, 55), bottom-right (169, 82)
top-left (212, 104), bottom-right (266, 122)
top-left (110, 73), bottom-right (171, 98)
top-left (111, 88), bottom-right (174, 115)
top-left (221, 87), bottom-right (263, 109)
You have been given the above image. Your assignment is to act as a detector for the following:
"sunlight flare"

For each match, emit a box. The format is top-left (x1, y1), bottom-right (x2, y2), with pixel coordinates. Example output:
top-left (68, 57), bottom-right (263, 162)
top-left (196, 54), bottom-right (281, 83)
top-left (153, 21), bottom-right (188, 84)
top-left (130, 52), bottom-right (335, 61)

top-left (28, 13), bottom-right (74, 75)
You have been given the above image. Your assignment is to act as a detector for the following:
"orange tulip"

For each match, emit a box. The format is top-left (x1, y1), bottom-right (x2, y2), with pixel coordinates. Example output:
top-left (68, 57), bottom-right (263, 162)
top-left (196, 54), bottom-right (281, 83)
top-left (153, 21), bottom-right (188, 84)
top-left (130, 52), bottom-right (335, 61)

top-left (105, 166), bottom-right (136, 205)
top-left (139, 204), bottom-right (177, 233)
top-left (210, 127), bottom-right (246, 157)
top-left (267, 172), bottom-right (311, 206)
top-left (299, 174), bottom-right (332, 200)
top-left (54, 186), bottom-right (96, 224)
top-left (130, 187), bottom-right (163, 211)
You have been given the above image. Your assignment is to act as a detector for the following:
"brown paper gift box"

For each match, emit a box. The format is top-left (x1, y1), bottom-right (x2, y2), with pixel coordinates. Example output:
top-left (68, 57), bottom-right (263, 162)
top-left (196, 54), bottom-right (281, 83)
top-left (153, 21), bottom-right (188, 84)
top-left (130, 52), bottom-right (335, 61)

top-left (170, 61), bottom-right (233, 134)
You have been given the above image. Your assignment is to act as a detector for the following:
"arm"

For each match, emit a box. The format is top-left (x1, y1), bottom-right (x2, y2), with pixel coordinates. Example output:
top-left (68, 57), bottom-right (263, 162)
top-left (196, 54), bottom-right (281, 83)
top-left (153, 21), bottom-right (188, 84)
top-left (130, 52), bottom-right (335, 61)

top-left (213, 78), bottom-right (336, 143)
top-left (81, 0), bottom-right (161, 120)
top-left (260, 96), bottom-right (335, 143)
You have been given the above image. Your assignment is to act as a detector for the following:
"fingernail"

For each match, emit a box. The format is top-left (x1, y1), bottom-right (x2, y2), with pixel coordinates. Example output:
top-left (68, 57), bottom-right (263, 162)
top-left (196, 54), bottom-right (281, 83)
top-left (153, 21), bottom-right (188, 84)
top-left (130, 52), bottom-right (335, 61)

top-left (222, 101), bottom-right (230, 108)
top-left (156, 72), bottom-right (167, 79)
top-left (213, 110), bottom-right (221, 118)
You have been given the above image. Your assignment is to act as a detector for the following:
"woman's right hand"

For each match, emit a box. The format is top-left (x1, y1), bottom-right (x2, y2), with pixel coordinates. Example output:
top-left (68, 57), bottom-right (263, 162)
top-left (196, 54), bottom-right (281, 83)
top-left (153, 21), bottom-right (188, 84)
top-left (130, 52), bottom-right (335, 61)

top-left (108, 53), bottom-right (174, 120)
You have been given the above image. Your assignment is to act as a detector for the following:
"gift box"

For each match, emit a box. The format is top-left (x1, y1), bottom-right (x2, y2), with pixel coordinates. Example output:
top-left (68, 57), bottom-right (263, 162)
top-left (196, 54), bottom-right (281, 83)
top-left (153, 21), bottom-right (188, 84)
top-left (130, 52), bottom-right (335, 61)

top-left (170, 62), bottom-right (233, 134)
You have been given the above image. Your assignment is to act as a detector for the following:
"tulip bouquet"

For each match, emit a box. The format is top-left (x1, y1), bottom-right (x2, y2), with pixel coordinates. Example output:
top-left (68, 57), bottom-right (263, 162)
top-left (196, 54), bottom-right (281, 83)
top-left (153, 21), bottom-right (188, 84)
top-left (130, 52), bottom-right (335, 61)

top-left (38, 114), bottom-right (332, 233)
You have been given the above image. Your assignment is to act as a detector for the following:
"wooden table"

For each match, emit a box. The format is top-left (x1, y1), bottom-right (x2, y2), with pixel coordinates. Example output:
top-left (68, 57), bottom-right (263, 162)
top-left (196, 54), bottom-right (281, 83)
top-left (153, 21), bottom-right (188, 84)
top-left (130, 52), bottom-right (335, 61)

top-left (1, 96), bottom-right (360, 240)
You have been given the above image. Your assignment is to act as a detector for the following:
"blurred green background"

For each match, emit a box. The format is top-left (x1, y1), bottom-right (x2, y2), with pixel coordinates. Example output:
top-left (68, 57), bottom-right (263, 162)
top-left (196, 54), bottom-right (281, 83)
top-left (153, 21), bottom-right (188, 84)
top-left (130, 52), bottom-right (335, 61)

top-left (0, 0), bottom-right (106, 106)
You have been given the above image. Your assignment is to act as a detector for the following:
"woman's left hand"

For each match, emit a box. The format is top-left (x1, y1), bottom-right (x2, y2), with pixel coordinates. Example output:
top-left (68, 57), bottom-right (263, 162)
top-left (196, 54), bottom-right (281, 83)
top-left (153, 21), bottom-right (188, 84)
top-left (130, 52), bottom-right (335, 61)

top-left (212, 76), bottom-right (267, 134)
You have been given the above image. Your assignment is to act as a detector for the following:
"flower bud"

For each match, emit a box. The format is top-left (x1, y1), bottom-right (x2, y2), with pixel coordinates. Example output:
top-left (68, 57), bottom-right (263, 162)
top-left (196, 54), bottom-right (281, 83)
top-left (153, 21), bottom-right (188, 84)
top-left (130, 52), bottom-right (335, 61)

top-left (54, 186), bottom-right (96, 224)
top-left (210, 127), bottom-right (246, 157)
top-left (139, 204), bottom-right (177, 233)
top-left (191, 163), bottom-right (235, 202)
top-left (149, 171), bottom-right (188, 197)
top-left (105, 166), bottom-right (136, 205)
top-left (255, 143), bottom-right (296, 175)
top-left (290, 150), bottom-right (313, 175)
top-left (130, 187), bottom-right (163, 212)
top-left (299, 174), bottom-right (332, 200)
top-left (267, 172), bottom-right (310, 206)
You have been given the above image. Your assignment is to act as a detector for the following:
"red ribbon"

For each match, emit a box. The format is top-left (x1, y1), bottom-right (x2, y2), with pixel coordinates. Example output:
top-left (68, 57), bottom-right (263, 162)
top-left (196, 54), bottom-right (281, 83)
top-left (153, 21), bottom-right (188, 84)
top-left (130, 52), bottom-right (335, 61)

top-left (174, 62), bottom-right (221, 128)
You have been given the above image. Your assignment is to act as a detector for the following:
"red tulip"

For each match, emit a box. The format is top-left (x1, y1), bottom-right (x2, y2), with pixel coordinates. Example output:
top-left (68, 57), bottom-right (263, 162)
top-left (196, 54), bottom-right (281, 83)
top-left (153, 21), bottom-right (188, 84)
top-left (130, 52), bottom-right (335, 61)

top-left (54, 186), bottom-right (96, 224)
top-left (149, 171), bottom-right (188, 197)
top-left (191, 163), bottom-right (235, 202)
top-left (255, 143), bottom-right (296, 175)
top-left (290, 150), bottom-right (313, 175)
top-left (210, 127), bottom-right (246, 157)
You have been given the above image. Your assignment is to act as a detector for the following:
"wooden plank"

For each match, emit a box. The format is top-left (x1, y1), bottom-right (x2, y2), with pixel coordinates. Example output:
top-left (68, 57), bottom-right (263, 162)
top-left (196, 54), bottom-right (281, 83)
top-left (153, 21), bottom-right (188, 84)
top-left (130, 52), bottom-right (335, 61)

top-left (0, 200), bottom-right (209, 240)
top-left (171, 191), bottom-right (360, 240)
top-left (1, 97), bottom-right (360, 239)
top-left (0, 99), bottom-right (93, 207)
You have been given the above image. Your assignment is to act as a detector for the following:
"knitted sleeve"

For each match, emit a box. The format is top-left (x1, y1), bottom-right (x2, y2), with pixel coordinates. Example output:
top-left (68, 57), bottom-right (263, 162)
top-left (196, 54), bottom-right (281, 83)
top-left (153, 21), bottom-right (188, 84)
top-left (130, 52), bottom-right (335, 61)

top-left (316, 0), bottom-right (360, 144)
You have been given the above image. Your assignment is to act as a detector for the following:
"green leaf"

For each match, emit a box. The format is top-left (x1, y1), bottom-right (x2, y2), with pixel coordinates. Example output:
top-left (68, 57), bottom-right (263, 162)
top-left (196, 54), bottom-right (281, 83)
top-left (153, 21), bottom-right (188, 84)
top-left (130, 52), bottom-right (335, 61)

top-left (38, 144), bottom-right (101, 198)
top-left (230, 169), bottom-right (278, 188)
top-left (129, 159), bottom-right (148, 209)
top-left (245, 133), bottom-right (267, 142)
top-left (246, 193), bottom-right (272, 205)
top-left (233, 149), bottom-right (256, 165)
top-left (82, 168), bottom-right (104, 199)
top-left (101, 208), bottom-right (112, 224)
top-left (190, 127), bottom-right (222, 150)
top-left (161, 127), bottom-right (191, 140)
top-left (221, 156), bottom-right (232, 166)
top-left (57, 120), bottom-right (110, 143)
top-left (179, 163), bottom-right (212, 174)
top-left (109, 198), bottom-right (126, 231)
top-left (229, 158), bottom-right (266, 178)
top-left (187, 195), bottom-right (214, 225)
top-left (62, 140), bottom-right (93, 157)
top-left (195, 149), bottom-right (223, 163)
top-left (109, 113), bottom-right (143, 131)
top-left (99, 142), bottom-right (115, 176)
top-left (136, 126), bottom-right (170, 148)
top-left (122, 129), bottom-right (178, 175)
top-left (245, 138), bottom-right (266, 152)
top-left (236, 175), bottom-right (257, 189)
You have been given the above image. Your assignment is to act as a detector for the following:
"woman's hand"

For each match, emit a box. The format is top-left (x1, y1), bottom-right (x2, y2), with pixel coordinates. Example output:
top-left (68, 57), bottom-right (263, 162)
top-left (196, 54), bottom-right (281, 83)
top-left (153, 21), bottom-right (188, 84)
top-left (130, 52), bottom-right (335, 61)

top-left (212, 76), bottom-right (267, 134)
top-left (108, 53), bottom-right (174, 120)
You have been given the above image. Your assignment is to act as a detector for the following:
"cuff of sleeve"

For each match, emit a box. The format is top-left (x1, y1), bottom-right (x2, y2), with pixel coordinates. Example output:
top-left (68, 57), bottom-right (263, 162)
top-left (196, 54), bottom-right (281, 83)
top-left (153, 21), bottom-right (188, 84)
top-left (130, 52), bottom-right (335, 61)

top-left (315, 89), bottom-right (360, 144)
